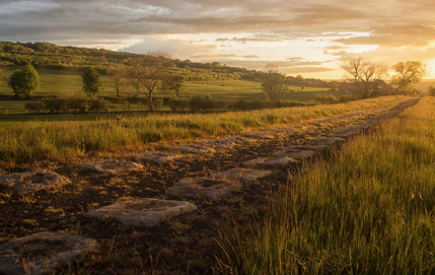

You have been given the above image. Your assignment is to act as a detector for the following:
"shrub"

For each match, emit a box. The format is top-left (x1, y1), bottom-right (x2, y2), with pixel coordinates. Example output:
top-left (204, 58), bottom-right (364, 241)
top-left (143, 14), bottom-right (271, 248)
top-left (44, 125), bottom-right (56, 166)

top-left (88, 99), bottom-right (107, 113)
top-left (314, 94), bottom-right (339, 104)
top-left (339, 94), bottom-right (357, 103)
top-left (25, 102), bottom-right (45, 113)
top-left (169, 98), bottom-right (189, 112)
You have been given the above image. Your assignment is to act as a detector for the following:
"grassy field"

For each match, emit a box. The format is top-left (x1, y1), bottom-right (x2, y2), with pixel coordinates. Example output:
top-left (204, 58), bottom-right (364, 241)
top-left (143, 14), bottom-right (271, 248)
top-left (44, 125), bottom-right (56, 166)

top-left (0, 96), bottom-right (403, 166)
top-left (216, 97), bottom-right (435, 274)
top-left (0, 67), bottom-right (337, 114)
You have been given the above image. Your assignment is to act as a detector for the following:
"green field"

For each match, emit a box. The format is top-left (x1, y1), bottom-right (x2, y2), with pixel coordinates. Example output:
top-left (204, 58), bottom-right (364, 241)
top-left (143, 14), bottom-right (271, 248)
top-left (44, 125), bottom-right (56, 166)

top-left (0, 67), bottom-right (338, 114)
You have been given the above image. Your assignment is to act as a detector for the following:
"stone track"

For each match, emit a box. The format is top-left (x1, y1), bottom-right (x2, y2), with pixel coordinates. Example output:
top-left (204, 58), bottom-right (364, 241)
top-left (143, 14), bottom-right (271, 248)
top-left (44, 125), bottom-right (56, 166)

top-left (0, 98), bottom-right (419, 274)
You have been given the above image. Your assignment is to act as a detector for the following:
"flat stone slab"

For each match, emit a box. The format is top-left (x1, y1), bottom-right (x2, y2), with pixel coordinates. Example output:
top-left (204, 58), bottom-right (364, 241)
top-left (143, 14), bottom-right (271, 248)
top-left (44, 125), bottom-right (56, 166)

top-left (129, 151), bottom-right (183, 164)
top-left (0, 169), bottom-right (71, 192)
top-left (79, 159), bottom-right (144, 175)
top-left (202, 140), bottom-right (236, 149)
top-left (273, 126), bottom-right (294, 132)
top-left (272, 149), bottom-right (316, 160)
top-left (306, 137), bottom-right (346, 146)
top-left (84, 198), bottom-right (197, 227)
top-left (0, 232), bottom-right (99, 275)
top-left (221, 136), bottom-right (256, 143)
top-left (244, 157), bottom-right (296, 168)
top-left (166, 177), bottom-right (238, 199)
top-left (211, 168), bottom-right (272, 182)
top-left (244, 131), bottom-right (279, 139)
top-left (290, 145), bottom-right (328, 151)
top-left (168, 144), bottom-right (216, 154)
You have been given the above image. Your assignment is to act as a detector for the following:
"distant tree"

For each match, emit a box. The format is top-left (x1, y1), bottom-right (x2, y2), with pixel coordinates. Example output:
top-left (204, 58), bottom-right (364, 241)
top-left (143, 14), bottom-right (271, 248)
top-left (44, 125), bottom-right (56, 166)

top-left (160, 75), bottom-right (186, 97)
top-left (8, 64), bottom-right (40, 98)
top-left (82, 67), bottom-right (103, 97)
top-left (341, 57), bottom-right (389, 98)
top-left (0, 65), bottom-right (5, 92)
top-left (128, 52), bottom-right (174, 111)
top-left (391, 61), bottom-right (427, 94)
top-left (260, 64), bottom-right (289, 102)
top-left (428, 84), bottom-right (435, 97)
top-left (107, 65), bottom-right (128, 97)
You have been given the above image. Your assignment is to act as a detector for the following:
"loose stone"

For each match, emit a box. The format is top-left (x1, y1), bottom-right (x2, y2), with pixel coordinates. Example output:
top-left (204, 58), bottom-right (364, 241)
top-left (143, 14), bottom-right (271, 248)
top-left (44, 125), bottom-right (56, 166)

top-left (0, 169), bottom-right (71, 192)
top-left (84, 198), bottom-right (198, 227)
top-left (244, 157), bottom-right (296, 168)
top-left (129, 151), bottom-right (183, 164)
top-left (79, 159), bottom-right (144, 175)
top-left (272, 149), bottom-right (316, 160)
top-left (211, 168), bottom-right (272, 182)
top-left (168, 144), bottom-right (216, 154)
top-left (289, 144), bottom-right (328, 151)
top-left (306, 137), bottom-right (346, 146)
top-left (221, 136), bottom-right (256, 143)
top-left (0, 232), bottom-right (99, 275)
top-left (202, 140), bottom-right (236, 149)
top-left (244, 131), bottom-right (278, 139)
top-left (166, 177), bottom-right (238, 199)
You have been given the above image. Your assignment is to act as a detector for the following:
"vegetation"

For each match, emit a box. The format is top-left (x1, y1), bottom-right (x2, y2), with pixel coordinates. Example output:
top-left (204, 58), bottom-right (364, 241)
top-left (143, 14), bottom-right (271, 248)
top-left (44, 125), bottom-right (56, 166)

top-left (81, 67), bottom-right (103, 97)
top-left (0, 96), bottom-right (401, 165)
top-left (260, 64), bottom-right (289, 102)
top-left (341, 57), bottom-right (389, 98)
top-left (391, 61), bottom-right (427, 94)
top-left (7, 64), bottom-right (40, 98)
top-left (216, 97), bottom-right (435, 274)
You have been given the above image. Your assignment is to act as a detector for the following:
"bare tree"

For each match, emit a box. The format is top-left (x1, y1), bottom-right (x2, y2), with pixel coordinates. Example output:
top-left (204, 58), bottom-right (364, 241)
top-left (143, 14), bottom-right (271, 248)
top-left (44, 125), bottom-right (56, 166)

top-left (341, 57), bottom-right (389, 98)
top-left (128, 51), bottom-right (174, 111)
top-left (260, 64), bottom-right (289, 102)
top-left (107, 64), bottom-right (128, 97)
top-left (391, 61), bottom-right (427, 94)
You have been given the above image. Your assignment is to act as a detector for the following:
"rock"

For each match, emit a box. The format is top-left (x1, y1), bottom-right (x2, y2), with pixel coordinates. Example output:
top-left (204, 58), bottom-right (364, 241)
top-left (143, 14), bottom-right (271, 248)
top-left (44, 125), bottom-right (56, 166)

top-left (166, 177), bottom-right (238, 199)
top-left (0, 232), bottom-right (99, 275)
top-left (0, 169), bottom-right (71, 192)
top-left (244, 131), bottom-right (278, 139)
top-left (272, 149), bottom-right (316, 160)
top-left (221, 136), bottom-right (256, 143)
top-left (79, 159), bottom-right (144, 175)
top-left (168, 144), bottom-right (216, 154)
top-left (273, 126), bottom-right (294, 132)
top-left (289, 144), bottom-right (328, 151)
top-left (306, 137), bottom-right (346, 146)
top-left (244, 157), bottom-right (296, 168)
top-left (84, 198), bottom-right (197, 227)
top-left (211, 168), bottom-right (272, 182)
top-left (202, 140), bottom-right (236, 149)
top-left (129, 151), bottom-right (183, 164)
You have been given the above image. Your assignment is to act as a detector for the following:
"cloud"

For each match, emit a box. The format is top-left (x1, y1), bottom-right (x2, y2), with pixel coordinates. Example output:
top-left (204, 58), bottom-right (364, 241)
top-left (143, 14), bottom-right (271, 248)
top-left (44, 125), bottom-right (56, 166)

top-left (216, 36), bottom-right (293, 44)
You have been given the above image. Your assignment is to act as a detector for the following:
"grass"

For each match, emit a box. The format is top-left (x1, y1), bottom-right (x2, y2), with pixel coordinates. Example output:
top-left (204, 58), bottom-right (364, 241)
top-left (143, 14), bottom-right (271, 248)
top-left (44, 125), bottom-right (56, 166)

top-left (0, 67), bottom-right (335, 114)
top-left (0, 96), bottom-right (403, 166)
top-left (215, 97), bottom-right (435, 274)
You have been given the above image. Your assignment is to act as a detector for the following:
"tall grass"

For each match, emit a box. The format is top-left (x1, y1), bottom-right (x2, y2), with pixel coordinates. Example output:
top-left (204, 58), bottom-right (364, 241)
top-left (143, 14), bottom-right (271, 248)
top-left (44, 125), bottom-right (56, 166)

top-left (0, 96), bottom-right (403, 165)
top-left (216, 97), bottom-right (435, 274)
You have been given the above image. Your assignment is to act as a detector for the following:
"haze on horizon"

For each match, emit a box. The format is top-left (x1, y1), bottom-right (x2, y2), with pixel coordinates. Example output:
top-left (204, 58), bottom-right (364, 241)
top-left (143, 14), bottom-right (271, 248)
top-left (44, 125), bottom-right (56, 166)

top-left (1, 0), bottom-right (435, 79)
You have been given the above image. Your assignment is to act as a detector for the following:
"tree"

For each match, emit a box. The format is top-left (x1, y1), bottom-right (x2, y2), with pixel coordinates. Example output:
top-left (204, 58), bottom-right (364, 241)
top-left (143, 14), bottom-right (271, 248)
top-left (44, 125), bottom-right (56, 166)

top-left (8, 64), bottom-right (40, 98)
top-left (260, 64), bottom-right (289, 102)
top-left (128, 52), bottom-right (174, 111)
top-left (428, 84), bottom-right (435, 96)
top-left (0, 65), bottom-right (5, 92)
top-left (82, 67), bottom-right (103, 97)
top-left (341, 57), bottom-right (389, 98)
top-left (107, 64), bottom-right (128, 97)
top-left (391, 61), bottom-right (427, 93)
top-left (160, 75), bottom-right (186, 97)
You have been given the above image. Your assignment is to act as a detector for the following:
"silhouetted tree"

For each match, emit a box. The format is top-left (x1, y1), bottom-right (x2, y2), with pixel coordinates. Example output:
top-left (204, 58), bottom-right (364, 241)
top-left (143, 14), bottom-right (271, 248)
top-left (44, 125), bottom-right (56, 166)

top-left (107, 64), bottom-right (128, 97)
top-left (260, 64), bottom-right (289, 102)
top-left (82, 67), bottom-right (103, 97)
top-left (391, 61), bottom-right (427, 94)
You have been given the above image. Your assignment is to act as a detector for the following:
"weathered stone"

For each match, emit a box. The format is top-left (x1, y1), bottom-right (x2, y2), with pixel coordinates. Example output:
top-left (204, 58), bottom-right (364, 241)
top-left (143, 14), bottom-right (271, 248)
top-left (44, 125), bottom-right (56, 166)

top-left (0, 232), bottom-right (99, 275)
top-left (244, 157), bottom-right (296, 168)
top-left (272, 149), bottom-right (316, 160)
top-left (168, 144), bottom-right (216, 154)
top-left (202, 140), bottom-right (236, 149)
top-left (0, 169), bottom-right (71, 192)
top-left (244, 131), bottom-right (278, 139)
top-left (166, 177), bottom-right (238, 199)
top-left (306, 137), bottom-right (346, 146)
top-left (79, 159), bottom-right (144, 175)
top-left (221, 136), bottom-right (256, 143)
top-left (290, 144), bottom-right (328, 151)
top-left (211, 168), bottom-right (272, 182)
top-left (129, 151), bottom-right (183, 164)
top-left (84, 198), bottom-right (197, 227)
top-left (309, 122), bottom-right (325, 126)
top-left (273, 126), bottom-right (294, 132)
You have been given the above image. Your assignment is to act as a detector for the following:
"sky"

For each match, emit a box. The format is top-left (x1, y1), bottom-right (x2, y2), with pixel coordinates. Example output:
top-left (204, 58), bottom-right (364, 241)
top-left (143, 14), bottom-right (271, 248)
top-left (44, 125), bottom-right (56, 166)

top-left (1, 0), bottom-right (435, 79)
